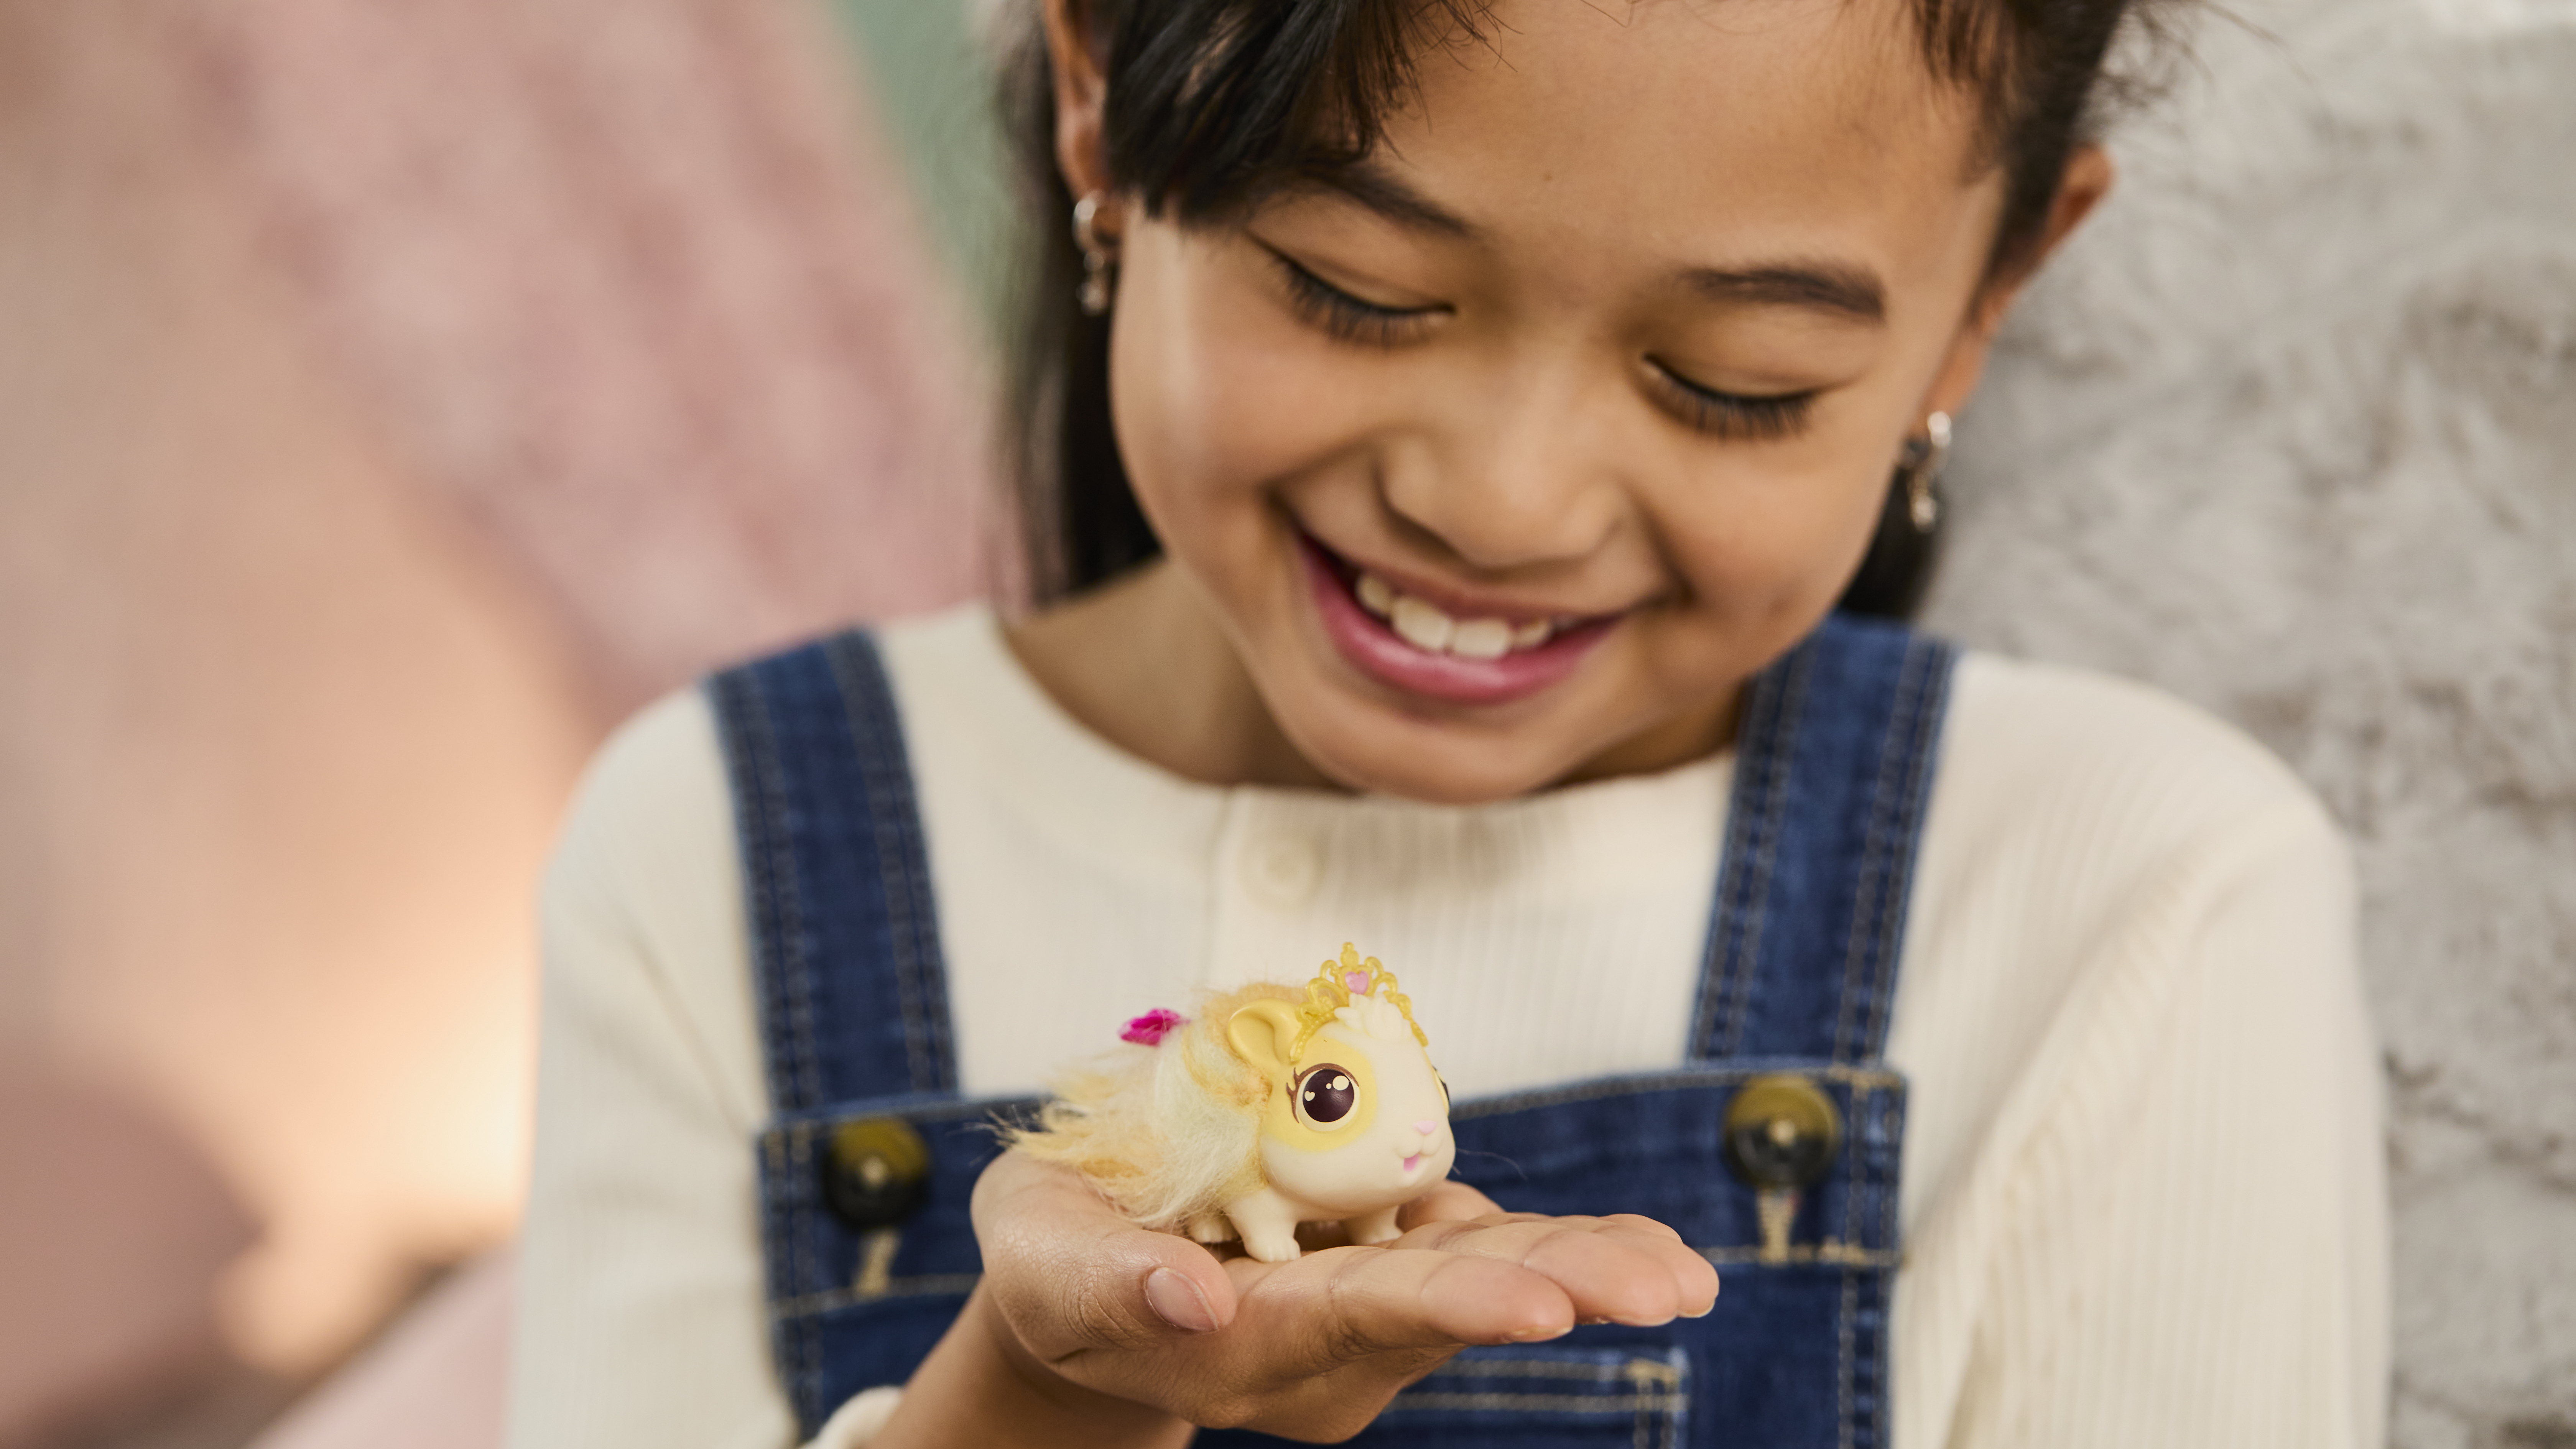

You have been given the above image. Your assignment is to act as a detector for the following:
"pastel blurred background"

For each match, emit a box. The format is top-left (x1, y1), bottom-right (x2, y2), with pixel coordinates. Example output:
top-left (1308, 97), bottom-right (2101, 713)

top-left (0, 2), bottom-right (2566, 1447)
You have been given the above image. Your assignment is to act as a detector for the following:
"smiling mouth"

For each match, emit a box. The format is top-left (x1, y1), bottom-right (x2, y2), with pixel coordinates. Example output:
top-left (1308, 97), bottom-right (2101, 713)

top-left (1298, 534), bottom-right (1620, 706)
top-left (1401, 1153), bottom-right (1425, 1173)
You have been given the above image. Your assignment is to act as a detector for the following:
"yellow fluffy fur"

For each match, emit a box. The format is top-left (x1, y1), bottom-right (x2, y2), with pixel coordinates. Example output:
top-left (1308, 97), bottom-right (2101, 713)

top-left (1005, 982), bottom-right (1291, 1231)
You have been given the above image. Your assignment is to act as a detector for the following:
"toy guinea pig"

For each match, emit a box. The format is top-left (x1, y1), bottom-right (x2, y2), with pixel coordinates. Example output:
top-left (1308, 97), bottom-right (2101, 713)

top-left (1008, 944), bottom-right (1456, 1262)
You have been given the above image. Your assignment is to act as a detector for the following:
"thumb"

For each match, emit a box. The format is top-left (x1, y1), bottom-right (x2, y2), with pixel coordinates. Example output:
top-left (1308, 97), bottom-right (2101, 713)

top-left (972, 1150), bottom-right (1239, 1363)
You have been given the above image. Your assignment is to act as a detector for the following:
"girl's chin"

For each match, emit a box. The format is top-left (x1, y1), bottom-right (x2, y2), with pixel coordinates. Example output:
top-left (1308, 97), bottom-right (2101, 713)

top-left (1264, 692), bottom-right (1585, 805)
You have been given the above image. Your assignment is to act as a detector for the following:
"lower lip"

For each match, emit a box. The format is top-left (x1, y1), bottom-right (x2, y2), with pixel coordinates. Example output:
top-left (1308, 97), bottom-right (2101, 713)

top-left (1300, 538), bottom-right (1615, 707)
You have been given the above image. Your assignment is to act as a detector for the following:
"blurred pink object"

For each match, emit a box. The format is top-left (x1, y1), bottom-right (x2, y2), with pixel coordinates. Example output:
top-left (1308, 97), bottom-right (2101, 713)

top-left (1120, 1008), bottom-right (1189, 1046)
top-left (176, 0), bottom-right (998, 709)
top-left (245, 1251), bottom-right (514, 1449)
top-left (0, 1062), bottom-right (259, 1444)
top-left (0, 0), bottom-right (999, 1407)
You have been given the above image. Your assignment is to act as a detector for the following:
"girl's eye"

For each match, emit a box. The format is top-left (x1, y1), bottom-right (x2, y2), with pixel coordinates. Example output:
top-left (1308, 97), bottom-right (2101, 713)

top-left (1294, 1064), bottom-right (1360, 1128)
top-left (1648, 361), bottom-right (1819, 442)
top-left (1266, 250), bottom-right (1441, 348)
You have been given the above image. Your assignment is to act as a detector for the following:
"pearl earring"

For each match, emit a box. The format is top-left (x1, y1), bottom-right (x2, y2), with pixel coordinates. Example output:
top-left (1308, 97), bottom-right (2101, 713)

top-left (1899, 411), bottom-right (1952, 533)
top-left (1072, 192), bottom-right (1117, 316)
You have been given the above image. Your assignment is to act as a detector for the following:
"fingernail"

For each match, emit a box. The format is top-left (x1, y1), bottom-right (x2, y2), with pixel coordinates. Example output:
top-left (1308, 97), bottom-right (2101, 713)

top-left (1507, 1322), bottom-right (1572, 1342)
top-left (1145, 1267), bottom-right (1217, 1333)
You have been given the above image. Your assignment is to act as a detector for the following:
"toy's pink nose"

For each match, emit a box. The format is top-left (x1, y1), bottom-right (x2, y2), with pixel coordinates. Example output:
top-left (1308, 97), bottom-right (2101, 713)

top-left (1414, 1120), bottom-right (1438, 1135)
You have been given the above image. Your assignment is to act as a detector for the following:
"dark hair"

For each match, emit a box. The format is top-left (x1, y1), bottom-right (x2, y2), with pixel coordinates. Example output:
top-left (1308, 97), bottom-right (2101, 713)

top-left (1001, 0), bottom-right (2181, 608)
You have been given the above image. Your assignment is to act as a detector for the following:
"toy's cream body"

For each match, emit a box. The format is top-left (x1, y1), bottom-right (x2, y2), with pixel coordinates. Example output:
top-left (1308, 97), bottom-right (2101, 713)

top-left (1010, 946), bottom-right (1456, 1262)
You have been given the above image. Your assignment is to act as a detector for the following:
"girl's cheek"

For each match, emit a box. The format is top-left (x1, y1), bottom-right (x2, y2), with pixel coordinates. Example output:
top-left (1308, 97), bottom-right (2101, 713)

top-left (1115, 227), bottom-right (1393, 513)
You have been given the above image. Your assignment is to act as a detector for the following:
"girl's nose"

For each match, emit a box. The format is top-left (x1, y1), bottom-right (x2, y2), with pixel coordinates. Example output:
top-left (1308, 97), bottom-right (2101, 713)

top-left (1414, 1120), bottom-right (1438, 1135)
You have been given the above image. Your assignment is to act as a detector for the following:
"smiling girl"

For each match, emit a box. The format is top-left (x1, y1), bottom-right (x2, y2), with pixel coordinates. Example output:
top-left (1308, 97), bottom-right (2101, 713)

top-left (508, 2), bottom-right (2387, 1446)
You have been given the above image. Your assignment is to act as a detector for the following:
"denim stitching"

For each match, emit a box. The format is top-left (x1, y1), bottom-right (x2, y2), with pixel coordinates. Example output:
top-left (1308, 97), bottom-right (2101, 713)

top-left (1689, 660), bottom-right (1781, 1058)
top-left (1832, 643), bottom-right (1915, 1062)
top-left (1383, 1393), bottom-right (1683, 1414)
top-left (1719, 642), bottom-right (1816, 1058)
top-left (1880, 1091), bottom-right (1905, 1257)
top-left (827, 635), bottom-right (943, 1095)
top-left (715, 676), bottom-right (789, 1116)
top-left (1660, 1345), bottom-right (1688, 1449)
top-left (1870, 641), bottom-right (1953, 1058)
top-left (720, 671), bottom-right (822, 1117)
top-left (757, 678), bottom-right (826, 1115)
top-left (1448, 1062), bottom-right (1902, 1119)
top-left (1691, 643), bottom-right (1792, 1059)
top-left (864, 637), bottom-right (959, 1095)
top-left (758, 669), bottom-right (829, 1427)
top-left (856, 637), bottom-right (959, 1096)
top-left (831, 634), bottom-right (929, 1091)
top-left (1426, 1360), bottom-right (1659, 1382)
top-left (1723, 647), bottom-right (1806, 1057)
top-left (719, 666), bottom-right (829, 1421)
top-left (1837, 1268), bottom-right (1860, 1449)
top-left (1697, 1242), bottom-right (1901, 1268)
top-left (1854, 648), bottom-right (1937, 1065)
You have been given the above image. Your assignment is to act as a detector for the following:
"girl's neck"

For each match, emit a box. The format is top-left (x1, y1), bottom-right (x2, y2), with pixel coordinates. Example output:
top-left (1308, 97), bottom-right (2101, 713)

top-left (1003, 561), bottom-right (1739, 796)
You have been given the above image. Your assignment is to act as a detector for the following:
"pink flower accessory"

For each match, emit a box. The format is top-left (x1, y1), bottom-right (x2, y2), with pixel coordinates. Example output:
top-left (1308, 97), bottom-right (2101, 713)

top-left (1120, 1009), bottom-right (1188, 1046)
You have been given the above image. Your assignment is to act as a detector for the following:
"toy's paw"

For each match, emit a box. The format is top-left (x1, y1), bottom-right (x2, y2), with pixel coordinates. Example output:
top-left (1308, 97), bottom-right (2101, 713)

top-left (1186, 1212), bottom-right (1237, 1245)
top-left (1342, 1205), bottom-right (1405, 1247)
top-left (1241, 1230), bottom-right (1303, 1263)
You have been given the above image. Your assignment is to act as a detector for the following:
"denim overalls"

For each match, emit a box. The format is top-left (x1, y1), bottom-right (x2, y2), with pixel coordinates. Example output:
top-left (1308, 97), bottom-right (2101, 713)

top-left (710, 613), bottom-right (1956, 1449)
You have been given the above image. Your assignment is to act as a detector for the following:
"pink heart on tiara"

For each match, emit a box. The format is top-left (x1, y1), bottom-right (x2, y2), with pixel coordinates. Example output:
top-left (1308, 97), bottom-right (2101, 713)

top-left (1345, 970), bottom-right (1370, 993)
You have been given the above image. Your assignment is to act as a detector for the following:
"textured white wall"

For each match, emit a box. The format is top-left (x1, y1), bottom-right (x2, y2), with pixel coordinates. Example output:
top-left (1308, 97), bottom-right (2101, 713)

top-left (1929, 2), bottom-right (2576, 1442)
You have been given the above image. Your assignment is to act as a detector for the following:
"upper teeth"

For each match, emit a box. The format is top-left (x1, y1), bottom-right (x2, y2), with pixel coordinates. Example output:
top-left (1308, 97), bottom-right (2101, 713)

top-left (1355, 572), bottom-right (1558, 656)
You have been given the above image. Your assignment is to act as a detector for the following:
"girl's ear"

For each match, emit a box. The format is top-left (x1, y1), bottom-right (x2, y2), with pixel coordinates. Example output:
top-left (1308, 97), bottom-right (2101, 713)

top-left (1041, 0), bottom-right (1115, 201)
top-left (1921, 145), bottom-right (2117, 419)
top-left (1227, 1001), bottom-right (1303, 1079)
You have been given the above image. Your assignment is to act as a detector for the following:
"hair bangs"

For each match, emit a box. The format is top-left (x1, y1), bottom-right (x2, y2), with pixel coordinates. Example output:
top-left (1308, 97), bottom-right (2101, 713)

top-left (1104, 0), bottom-right (1495, 222)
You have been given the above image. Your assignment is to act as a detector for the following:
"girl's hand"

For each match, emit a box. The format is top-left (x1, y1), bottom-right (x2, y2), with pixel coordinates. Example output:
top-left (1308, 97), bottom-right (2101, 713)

top-left (885, 1149), bottom-right (1717, 1446)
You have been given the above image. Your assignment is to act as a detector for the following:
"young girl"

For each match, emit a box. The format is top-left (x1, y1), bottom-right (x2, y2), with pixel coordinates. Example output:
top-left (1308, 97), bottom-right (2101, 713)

top-left (508, 0), bottom-right (2388, 1445)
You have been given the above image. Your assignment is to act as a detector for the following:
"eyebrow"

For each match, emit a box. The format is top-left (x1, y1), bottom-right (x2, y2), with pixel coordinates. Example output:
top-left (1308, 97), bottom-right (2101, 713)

top-left (1294, 160), bottom-right (1483, 241)
top-left (1681, 263), bottom-right (1887, 324)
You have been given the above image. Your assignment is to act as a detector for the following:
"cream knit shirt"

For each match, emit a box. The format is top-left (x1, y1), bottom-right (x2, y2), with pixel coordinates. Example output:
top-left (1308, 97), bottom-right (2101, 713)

top-left (508, 605), bottom-right (2388, 1449)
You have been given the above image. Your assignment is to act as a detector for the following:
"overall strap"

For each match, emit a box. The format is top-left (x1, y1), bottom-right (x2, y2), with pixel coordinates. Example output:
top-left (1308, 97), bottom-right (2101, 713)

top-left (1689, 614), bottom-right (1958, 1065)
top-left (709, 630), bottom-right (958, 1111)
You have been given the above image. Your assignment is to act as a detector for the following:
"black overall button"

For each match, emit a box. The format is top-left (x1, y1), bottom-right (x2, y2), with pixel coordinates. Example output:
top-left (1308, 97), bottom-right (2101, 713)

top-left (1721, 1075), bottom-right (1843, 1191)
top-left (821, 1116), bottom-right (931, 1230)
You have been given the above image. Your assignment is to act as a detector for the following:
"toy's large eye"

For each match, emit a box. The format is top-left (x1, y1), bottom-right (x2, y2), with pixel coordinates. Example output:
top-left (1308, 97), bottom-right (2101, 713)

top-left (1294, 1064), bottom-right (1359, 1129)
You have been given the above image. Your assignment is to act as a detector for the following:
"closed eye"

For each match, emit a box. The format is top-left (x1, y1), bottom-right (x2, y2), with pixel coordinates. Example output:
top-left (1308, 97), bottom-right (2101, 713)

top-left (1647, 360), bottom-right (1818, 441)
top-left (1263, 247), bottom-right (1443, 348)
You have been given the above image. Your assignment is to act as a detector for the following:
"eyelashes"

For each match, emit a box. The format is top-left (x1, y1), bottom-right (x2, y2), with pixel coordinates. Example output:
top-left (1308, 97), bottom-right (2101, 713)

top-left (1267, 249), bottom-right (1439, 348)
top-left (1647, 365), bottom-right (1819, 442)
top-left (1262, 244), bottom-right (1820, 442)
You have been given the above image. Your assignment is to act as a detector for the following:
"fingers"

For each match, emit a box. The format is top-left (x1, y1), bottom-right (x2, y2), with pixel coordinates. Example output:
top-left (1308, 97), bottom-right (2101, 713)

top-left (972, 1151), bottom-right (1241, 1365)
top-left (1396, 1213), bottom-right (1719, 1326)
top-left (1206, 1240), bottom-right (1566, 1390)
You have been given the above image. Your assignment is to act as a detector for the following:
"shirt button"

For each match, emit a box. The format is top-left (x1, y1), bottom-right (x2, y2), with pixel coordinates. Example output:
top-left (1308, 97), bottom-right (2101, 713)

top-left (1244, 834), bottom-right (1324, 910)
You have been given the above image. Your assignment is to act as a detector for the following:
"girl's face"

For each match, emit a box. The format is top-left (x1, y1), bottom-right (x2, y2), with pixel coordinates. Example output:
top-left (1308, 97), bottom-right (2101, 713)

top-left (1059, 0), bottom-right (2097, 803)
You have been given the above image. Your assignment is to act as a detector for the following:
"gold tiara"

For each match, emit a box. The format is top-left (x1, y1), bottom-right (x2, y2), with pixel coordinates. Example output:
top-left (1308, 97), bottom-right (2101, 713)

top-left (1290, 942), bottom-right (1428, 1061)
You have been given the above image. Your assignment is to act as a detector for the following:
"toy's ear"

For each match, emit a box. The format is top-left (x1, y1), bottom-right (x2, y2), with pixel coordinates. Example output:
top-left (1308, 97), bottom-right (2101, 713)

top-left (1226, 1000), bottom-right (1301, 1079)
